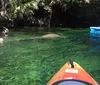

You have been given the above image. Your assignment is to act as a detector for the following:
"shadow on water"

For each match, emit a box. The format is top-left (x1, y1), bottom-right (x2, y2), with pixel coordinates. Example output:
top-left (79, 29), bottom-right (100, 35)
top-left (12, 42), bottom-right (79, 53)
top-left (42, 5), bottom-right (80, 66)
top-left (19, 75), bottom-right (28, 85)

top-left (90, 37), bottom-right (100, 50)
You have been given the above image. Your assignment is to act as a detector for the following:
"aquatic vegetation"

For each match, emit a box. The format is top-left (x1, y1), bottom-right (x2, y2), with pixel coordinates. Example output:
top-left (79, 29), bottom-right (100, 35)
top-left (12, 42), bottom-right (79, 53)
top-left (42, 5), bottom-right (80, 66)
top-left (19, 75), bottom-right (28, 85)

top-left (0, 28), bottom-right (100, 85)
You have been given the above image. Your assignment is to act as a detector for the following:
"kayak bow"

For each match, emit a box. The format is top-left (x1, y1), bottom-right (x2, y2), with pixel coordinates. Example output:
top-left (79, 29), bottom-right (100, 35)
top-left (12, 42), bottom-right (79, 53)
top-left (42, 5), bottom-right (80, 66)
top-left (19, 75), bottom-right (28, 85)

top-left (47, 60), bottom-right (99, 85)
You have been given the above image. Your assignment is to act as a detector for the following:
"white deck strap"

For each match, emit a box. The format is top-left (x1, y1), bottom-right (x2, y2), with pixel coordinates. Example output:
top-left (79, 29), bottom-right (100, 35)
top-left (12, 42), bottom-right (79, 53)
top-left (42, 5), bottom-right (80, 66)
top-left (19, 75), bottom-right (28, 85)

top-left (65, 69), bottom-right (78, 74)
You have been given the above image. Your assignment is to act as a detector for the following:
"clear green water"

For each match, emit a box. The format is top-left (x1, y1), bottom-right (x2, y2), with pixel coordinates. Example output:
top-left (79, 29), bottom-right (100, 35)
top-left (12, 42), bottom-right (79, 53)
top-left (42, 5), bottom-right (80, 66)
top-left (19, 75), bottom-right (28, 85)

top-left (0, 28), bottom-right (100, 85)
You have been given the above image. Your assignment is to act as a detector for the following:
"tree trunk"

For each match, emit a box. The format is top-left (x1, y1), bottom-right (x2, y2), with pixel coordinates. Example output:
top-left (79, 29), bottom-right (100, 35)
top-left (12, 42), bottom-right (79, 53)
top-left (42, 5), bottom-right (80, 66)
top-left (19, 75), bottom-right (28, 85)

top-left (44, 7), bottom-right (52, 31)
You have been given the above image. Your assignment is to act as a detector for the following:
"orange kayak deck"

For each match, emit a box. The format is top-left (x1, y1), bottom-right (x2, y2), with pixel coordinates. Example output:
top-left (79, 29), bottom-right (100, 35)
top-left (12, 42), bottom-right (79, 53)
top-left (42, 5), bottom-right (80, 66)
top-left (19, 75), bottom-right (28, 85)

top-left (47, 61), bottom-right (99, 85)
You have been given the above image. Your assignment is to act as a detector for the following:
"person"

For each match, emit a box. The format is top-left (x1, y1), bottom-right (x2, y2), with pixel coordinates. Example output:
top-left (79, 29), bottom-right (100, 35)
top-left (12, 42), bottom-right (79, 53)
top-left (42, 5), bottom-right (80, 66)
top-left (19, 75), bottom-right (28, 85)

top-left (2, 27), bottom-right (9, 36)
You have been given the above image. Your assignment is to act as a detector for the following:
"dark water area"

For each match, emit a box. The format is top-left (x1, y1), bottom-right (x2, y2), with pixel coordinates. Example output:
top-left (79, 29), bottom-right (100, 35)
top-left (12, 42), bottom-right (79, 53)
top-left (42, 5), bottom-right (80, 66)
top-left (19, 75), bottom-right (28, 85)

top-left (90, 35), bottom-right (100, 50)
top-left (90, 40), bottom-right (100, 50)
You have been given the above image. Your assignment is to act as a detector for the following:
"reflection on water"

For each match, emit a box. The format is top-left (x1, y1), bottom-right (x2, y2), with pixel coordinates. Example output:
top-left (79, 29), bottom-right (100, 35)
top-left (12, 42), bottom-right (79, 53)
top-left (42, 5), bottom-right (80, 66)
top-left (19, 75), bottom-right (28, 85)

top-left (90, 33), bottom-right (100, 50)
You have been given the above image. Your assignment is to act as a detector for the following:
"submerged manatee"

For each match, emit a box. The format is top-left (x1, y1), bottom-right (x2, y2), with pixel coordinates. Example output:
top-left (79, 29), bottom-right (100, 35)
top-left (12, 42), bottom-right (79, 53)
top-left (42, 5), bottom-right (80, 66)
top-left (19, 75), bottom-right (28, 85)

top-left (41, 33), bottom-right (63, 39)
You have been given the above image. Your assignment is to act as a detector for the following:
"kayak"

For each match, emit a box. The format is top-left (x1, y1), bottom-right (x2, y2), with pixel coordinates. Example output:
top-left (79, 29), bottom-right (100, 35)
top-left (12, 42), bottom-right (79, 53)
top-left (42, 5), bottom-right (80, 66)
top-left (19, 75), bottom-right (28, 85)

top-left (47, 60), bottom-right (99, 85)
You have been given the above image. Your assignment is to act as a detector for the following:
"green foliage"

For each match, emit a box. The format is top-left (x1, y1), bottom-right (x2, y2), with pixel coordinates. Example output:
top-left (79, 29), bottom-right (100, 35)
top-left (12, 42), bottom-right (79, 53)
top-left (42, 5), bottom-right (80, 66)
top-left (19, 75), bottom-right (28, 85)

top-left (14, 1), bottom-right (39, 14)
top-left (7, 0), bottom-right (100, 27)
top-left (11, 0), bottom-right (77, 16)
top-left (9, 0), bottom-right (39, 19)
top-left (8, 0), bottom-right (18, 19)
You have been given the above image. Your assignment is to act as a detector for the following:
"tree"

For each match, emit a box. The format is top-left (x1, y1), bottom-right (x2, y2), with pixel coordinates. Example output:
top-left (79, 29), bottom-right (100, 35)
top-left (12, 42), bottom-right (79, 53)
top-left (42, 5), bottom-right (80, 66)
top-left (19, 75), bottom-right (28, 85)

top-left (5, 0), bottom-right (98, 28)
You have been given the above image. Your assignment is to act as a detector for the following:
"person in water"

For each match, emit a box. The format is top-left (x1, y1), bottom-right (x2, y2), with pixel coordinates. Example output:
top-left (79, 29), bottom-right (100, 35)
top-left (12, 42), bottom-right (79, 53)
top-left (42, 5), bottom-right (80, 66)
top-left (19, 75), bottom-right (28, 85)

top-left (2, 27), bottom-right (9, 36)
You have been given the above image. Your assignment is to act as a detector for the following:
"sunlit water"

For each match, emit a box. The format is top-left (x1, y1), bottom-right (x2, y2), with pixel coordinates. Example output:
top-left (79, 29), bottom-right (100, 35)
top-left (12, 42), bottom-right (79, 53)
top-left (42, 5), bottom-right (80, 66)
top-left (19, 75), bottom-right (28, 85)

top-left (0, 28), bottom-right (100, 85)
